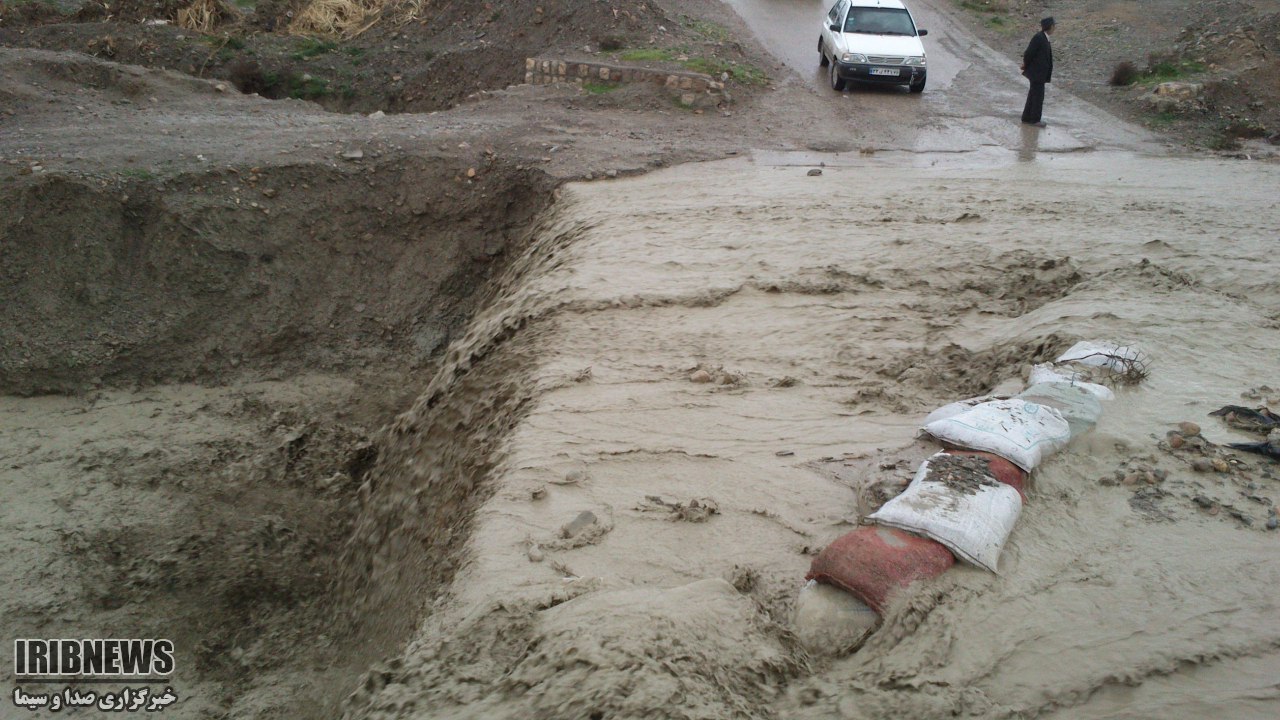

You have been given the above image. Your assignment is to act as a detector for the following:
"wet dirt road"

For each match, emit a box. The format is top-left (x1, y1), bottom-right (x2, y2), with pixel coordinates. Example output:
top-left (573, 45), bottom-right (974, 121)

top-left (724, 0), bottom-right (1161, 156)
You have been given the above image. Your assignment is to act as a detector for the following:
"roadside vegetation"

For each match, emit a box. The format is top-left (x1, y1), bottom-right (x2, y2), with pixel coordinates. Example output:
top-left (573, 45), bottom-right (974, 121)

top-left (614, 47), bottom-right (768, 86)
top-left (953, 0), bottom-right (1016, 34)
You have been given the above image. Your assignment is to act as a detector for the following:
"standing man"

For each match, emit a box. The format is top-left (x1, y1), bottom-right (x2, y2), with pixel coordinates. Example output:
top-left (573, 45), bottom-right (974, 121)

top-left (1020, 17), bottom-right (1055, 127)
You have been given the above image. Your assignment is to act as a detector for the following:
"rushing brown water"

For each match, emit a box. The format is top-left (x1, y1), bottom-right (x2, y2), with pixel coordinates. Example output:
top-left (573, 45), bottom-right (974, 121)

top-left (348, 149), bottom-right (1280, 719)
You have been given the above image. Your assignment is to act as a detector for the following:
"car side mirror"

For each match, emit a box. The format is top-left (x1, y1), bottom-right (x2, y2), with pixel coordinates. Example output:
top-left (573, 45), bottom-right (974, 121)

top-left (830, 23), bottom-right (840, 31)
top-left (917, 29), bottom-right (928, 36)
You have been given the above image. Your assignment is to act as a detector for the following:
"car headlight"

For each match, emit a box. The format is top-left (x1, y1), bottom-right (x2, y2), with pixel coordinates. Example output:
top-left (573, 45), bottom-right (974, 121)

top-left (903, 56), bottom-right (927, 66)
top-left (841, 52), bottom-right (868, 64)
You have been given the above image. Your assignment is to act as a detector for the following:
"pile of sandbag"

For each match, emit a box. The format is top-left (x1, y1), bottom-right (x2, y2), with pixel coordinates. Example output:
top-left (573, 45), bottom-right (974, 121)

top-left (797, 341), bottom-right (1146, 650)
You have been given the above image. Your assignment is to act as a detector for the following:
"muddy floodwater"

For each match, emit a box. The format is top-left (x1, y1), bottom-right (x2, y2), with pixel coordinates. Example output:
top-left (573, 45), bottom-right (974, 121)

top-left (345, 149), bottom-right (1280, 719)
top-left (4, 0), bottom-right (1279, 716)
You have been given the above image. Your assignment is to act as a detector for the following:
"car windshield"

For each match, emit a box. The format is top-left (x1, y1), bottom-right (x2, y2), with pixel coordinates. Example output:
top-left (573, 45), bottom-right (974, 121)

top-left (843, 7), bottom-right (916, 36)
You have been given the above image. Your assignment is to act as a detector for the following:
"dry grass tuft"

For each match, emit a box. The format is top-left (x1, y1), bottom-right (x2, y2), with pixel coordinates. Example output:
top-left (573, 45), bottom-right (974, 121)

top-left (289, 0), bottom-right (429, 39)
top-left (289, 0), bottom-right (384, 39)
top-left (177, 0), bottom-right (229, 33)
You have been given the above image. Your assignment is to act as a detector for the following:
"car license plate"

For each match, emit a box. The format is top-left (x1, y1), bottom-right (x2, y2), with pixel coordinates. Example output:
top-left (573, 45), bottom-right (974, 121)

top-left (870, 67), bottom-right (899, 76)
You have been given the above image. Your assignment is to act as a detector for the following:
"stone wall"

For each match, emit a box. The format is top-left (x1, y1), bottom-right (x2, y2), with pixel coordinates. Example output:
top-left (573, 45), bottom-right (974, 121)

top-left (524, 57), bottom-right (727, 107)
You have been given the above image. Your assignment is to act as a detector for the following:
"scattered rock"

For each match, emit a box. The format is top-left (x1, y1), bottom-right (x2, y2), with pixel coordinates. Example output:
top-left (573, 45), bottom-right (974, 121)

top-left (530, 485), bottom-right (547, 500)
top-left (1178, 421), bottom-right (1201, 436)
top-left (526, 544), bottom-right (544, 562)
top-left (639, 495), bottom-right (719, 522)
top-left (552, 469), bottom-right (586, 485)
top-left (559, 510), bottom-right (598, 539)
top-left (368, 110), bottom-right (386, 119)
top-left (1167, 432), bottom-right (1185, 448)
top-left (1268, 516), bottom-right (1278, 530)
top-left (1154, 81), bottom-right (1204, 100)
top-left (1212, 458), bottom-right (1230, 473)
top-left (807, 168), bottom-right (822, 176)
top-left (340, 149), bottom-right (364, 160)
top-left (689, 369), bottom-right (712, 383)
top-left (727, 564), bottom-right (757, 593)
top-left (1192, 458), bottom-right (1214, 473)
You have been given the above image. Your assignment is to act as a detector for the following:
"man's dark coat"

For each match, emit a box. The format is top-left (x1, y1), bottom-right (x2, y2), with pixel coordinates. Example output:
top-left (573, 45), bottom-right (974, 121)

top-left (1022, 31), bottom-right (1053, 83)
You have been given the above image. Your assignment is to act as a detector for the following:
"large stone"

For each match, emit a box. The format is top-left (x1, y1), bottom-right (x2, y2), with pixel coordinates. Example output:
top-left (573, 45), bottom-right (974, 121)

top-left (1154, 81), bottom-right (1203, 99)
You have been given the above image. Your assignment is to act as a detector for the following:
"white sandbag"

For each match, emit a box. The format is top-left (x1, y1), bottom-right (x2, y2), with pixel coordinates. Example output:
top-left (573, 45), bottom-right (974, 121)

top-left (1056, 341), bottom-right (1144, 372)
top-left (922, 400), bottom-right (1070, 471)
top-left (1018, 382), bottom-right (1104, 439)
top-left (922, 398), bottom-right (1071, 471)
top-left (792, 580), bottom-right (879, 654)
top-left (1027, 363), bottom-right (1114, 400)
top-left (923, 395), bottom-right (995, 426)
top-left (869, 453), bottom-right (1022, 573)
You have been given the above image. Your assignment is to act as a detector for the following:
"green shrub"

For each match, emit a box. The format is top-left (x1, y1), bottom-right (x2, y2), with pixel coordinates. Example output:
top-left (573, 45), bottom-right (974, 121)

top-left (617, 48), bottom-right (675, 62)
top-left (292, 38), bottom-right (337, 60)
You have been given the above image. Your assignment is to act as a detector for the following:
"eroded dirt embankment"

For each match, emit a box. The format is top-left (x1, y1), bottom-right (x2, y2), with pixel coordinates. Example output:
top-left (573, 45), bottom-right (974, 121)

top-left (0, 133), bottom-right (564, 718)
top-left (1, 157), bottom-right (554, 394)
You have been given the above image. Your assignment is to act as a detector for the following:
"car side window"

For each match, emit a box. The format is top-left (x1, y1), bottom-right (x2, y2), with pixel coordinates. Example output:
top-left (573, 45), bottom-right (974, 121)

top-left (828, 2), bottom-right (840, 23)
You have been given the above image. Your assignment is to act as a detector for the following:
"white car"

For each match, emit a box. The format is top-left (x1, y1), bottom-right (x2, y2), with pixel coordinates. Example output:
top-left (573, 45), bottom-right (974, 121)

top-left (818, 0), bottom-right (928, 93)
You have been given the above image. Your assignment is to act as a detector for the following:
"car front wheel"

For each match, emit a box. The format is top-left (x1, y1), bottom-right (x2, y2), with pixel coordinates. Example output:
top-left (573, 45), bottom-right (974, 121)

top-left (819, 39), bottom-right (829, 67)
top-left (830, 61), bottom-right (846, 91)
top-left (909, 76), bottom-right (926, 93)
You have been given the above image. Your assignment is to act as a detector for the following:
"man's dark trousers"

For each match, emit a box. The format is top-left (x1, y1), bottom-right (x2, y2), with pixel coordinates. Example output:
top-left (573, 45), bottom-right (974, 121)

top-left (1022, 82), bottom-right (1045, 123)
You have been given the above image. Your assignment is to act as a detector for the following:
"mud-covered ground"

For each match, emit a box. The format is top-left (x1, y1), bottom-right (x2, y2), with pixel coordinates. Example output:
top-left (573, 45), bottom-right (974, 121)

top-left (949, 0), bottom-right (1280, 151)
top-left (1, 0), bottom-right (1278, 718)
